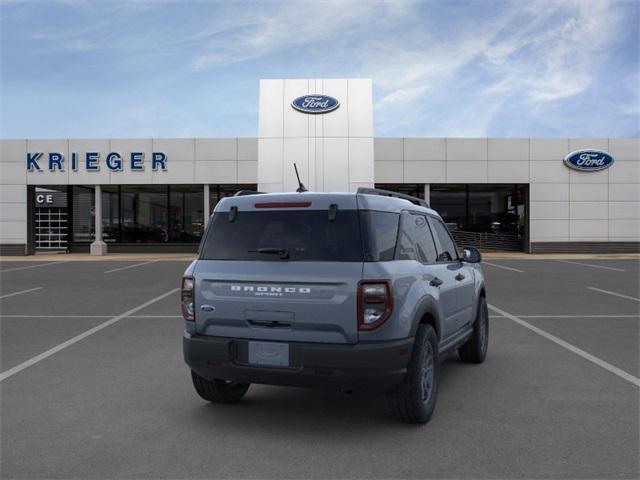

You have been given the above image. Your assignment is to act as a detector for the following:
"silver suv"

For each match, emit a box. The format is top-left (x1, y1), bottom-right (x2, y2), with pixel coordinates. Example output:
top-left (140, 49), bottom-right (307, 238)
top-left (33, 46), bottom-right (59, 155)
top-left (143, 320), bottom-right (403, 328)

top-left (182, 188), bottom-right (488, 423)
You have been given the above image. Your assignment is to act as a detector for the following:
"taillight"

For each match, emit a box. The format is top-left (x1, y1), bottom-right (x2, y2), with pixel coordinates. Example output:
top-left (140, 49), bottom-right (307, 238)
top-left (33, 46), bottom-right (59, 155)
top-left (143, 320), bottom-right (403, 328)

top-left (358, 280), bottom-right (393, 330)
top-left (181, 276), bottom-right (195, 321)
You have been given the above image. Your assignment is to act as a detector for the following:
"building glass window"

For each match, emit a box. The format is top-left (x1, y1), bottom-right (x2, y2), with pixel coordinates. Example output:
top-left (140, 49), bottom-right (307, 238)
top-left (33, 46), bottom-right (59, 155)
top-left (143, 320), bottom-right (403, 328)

top-left (72, 186), bottom-right (94, 242)
top-left (121, 186), bottom-right (169, 243)
top-left (376, 183), bottom-right (528, 251)
top-left (70, 184), bottom-right (258, 244)
top-left (430, 184), bottom-right (527, 237)
top-left (102, 186), bottom-right (119, 243)
top-left (169, 186), bottom-right (204, 242)
top-left (71, 186), bottom-right (119, 242)
top-left (426, 184), bottom-right (466, 232)
top-left (209, 184), bottom-right (258, 212)
top-left (375, 184), bottom-right (425, 200)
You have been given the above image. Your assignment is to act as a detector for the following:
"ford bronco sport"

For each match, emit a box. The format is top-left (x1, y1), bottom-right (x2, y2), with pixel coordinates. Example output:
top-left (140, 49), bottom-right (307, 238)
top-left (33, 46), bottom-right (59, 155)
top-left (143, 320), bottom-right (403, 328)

top-left (182, 188), bottom-right (488, 423)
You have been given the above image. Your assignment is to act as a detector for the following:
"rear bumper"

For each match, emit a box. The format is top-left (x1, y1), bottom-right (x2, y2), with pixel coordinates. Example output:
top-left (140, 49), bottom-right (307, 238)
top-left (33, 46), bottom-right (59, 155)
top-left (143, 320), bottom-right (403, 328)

top-left (183, 332), bottom-right (414, 392)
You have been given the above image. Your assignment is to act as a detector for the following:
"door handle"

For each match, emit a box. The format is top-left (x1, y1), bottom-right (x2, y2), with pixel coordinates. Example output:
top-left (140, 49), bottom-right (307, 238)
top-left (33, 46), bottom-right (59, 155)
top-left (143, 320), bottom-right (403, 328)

top-left (430, 277), bottom-right (443, 287)
top-left (455, 273), bottom-right (465, 281)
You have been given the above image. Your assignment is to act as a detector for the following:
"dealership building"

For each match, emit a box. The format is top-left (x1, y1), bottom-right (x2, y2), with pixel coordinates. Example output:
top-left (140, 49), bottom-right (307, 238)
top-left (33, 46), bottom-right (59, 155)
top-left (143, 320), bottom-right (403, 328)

top-left (1, 79), bottom-right (638, 255)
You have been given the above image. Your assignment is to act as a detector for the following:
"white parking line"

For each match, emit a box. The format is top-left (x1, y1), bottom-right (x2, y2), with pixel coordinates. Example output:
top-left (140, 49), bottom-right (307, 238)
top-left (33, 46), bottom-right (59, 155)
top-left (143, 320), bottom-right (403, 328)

top-left (0, 288), bottom-right (179, 382)
top-left (482, 262), bottom-right (524, 273)
top-left (104, 260), bottom-right (159, 274)
top-left (0, 315), bottom-right (113, 318)
top-left (0, 287), bottom-right (43, 299)
top-left (557, 260), bottom-right (625, 272)
top-left (518, 314), bottom-right (640, 319)
top-left (488, 303), bottom-right (640, 388)
top-left (0, 314), bottom-right (180, 318)
top-left (587, 287), bottom-right (640, 303)
top-left (491, 314), bottom-right (640, 319)
top-left (0, 261), bottom-right (69, 273)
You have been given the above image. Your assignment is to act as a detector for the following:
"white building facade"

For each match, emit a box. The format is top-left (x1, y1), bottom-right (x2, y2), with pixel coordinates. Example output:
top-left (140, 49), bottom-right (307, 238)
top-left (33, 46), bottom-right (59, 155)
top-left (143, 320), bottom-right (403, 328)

top-left (1, 79), bottom-right (638, 255)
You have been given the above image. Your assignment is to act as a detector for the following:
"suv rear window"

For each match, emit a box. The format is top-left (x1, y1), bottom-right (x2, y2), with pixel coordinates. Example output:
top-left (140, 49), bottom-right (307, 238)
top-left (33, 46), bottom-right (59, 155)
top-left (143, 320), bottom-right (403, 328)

top-left (200, 210), bottom-right (363, 262)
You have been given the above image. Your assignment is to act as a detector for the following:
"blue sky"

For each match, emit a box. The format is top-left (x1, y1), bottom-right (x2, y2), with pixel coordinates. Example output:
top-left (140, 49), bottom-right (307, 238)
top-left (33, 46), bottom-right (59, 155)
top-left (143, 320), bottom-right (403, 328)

top-left (1, 0), bottom-right (638, 138)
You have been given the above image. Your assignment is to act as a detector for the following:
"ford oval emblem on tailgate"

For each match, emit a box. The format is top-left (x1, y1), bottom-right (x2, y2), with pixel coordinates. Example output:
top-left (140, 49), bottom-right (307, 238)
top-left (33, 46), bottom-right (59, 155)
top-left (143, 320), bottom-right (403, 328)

top-left (200, 305), bottom-right (215, 312)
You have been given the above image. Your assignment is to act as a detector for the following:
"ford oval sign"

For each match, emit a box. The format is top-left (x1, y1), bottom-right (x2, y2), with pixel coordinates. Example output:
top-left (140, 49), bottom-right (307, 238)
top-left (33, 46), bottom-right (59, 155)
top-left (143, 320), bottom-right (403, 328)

top-left (291, 95), bottom-right (339, 114)
top-left (564, 149), bottom-right (614, 172)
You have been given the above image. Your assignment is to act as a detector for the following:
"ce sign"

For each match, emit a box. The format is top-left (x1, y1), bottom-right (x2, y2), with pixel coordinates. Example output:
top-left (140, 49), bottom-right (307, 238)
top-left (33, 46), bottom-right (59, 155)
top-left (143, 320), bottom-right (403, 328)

top-left (36, 194), bottom-right (54, 205)
top-left (35, 192), bottom-right (66, 208)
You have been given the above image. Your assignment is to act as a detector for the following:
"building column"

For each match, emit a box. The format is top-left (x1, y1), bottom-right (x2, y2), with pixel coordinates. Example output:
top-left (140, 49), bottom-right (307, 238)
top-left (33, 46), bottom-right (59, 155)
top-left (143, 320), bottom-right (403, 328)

top-left (424, 184), bottom-right (430, 205)
top-left (203, 184), bottom-right (210, 228)
top-left (90, 185), bottom-right (107, 256)
top-left (26, 185), bottom-right (36, 255)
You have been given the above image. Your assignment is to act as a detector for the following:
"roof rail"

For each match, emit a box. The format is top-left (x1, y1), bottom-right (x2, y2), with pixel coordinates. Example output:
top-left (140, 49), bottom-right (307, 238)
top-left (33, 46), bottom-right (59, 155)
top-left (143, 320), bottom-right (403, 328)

top-left (357, 187), bottom-right (429, 208)
top-left (233, 190), bottom-right (265, 197)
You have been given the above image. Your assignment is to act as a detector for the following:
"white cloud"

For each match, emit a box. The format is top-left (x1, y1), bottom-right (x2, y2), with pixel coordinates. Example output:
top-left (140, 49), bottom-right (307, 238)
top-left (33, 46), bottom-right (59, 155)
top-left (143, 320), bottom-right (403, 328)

top-left (377, 84), bottom-right (430, 109)
top-left (364, 0), bottom-right (627, 135)
top-left (482, 0), bottom-right (621, 102)
top-left (2, 0), bottom-right (635, 137)
top-left (190, 1), bottom-right (410, 70)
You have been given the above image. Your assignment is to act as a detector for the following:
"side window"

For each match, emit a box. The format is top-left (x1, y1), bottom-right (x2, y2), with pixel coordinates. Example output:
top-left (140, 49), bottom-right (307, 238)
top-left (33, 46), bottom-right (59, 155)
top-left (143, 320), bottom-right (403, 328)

top-left (431, 217), bottom-right (459, 262)
top-left (396, 212), bottom-right (438, 263)
top-left (360, 211), bottom-right (400, 261)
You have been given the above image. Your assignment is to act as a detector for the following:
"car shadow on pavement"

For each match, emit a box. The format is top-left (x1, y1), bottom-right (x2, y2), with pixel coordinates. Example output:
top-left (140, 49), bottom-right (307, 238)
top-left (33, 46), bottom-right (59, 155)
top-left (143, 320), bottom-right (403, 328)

top-left (181, 356), bottom-right (473, 437)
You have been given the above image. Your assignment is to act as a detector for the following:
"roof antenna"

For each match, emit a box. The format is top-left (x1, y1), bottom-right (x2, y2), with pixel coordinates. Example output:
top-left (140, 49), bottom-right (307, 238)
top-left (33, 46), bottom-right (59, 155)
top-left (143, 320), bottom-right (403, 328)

top-left (293, 163), bottom-right (308, 193)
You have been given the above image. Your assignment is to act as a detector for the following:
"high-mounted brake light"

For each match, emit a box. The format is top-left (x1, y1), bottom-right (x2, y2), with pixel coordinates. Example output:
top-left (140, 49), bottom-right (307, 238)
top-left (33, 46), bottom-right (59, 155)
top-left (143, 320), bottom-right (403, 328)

top-left (357, 280), bottom-right (393, 330)
top-left (254, 201), bottom-right (311, 208)
top-left (181, 276), bottom-right (195, 321)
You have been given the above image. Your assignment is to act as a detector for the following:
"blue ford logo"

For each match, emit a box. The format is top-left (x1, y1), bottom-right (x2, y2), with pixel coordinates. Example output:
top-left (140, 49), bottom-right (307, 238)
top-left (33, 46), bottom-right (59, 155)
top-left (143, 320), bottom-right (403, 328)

top-left (564, 149), bottom-right (614, 172)
top-left (291, 95), bottom-right (339, 114)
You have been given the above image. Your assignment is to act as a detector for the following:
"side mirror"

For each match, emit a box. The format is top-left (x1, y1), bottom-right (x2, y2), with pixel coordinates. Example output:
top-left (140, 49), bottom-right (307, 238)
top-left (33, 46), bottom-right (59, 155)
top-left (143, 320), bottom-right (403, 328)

top-left (462, 246), bottom-right (482, 263)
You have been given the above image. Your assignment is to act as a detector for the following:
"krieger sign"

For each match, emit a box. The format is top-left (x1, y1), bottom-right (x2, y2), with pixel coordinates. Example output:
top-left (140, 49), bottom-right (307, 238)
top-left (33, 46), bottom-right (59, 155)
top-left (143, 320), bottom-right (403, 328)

top-left (26, 151), bottom-right (168, 172)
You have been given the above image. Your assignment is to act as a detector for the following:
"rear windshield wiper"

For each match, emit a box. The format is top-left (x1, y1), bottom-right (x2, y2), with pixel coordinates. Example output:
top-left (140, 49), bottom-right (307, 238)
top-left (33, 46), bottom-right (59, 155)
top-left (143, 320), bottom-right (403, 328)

top-left (248, 247), bottom-right (290, 260)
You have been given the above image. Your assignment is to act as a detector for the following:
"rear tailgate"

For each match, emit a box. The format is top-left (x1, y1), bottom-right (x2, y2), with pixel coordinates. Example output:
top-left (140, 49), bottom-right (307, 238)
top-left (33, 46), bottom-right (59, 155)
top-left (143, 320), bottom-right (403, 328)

top-left (194, 193), bottom-right (364, 345)
top-left (194, 261), bottom-right (361, 344)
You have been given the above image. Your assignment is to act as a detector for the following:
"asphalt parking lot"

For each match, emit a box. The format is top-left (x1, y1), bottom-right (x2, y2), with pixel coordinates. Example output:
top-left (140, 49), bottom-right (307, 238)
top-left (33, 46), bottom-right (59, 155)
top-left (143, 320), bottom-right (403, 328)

top-left (1, 257), bottom-right (638, 479)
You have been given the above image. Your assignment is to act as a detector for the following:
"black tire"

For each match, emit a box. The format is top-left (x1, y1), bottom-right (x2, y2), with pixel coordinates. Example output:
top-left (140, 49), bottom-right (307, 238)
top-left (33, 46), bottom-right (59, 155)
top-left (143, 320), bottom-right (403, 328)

top-left (191, 371), bottom-right (250, 404)
top-left (458, 296), bottom-right (489, 364)
top-left (387, 324), bottom-right (439, 424)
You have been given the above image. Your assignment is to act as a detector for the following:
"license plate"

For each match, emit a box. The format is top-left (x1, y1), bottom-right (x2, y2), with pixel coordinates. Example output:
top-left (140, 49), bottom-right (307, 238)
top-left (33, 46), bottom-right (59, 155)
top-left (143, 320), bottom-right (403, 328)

top-left (248, 341), bottom-right (289, 367)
